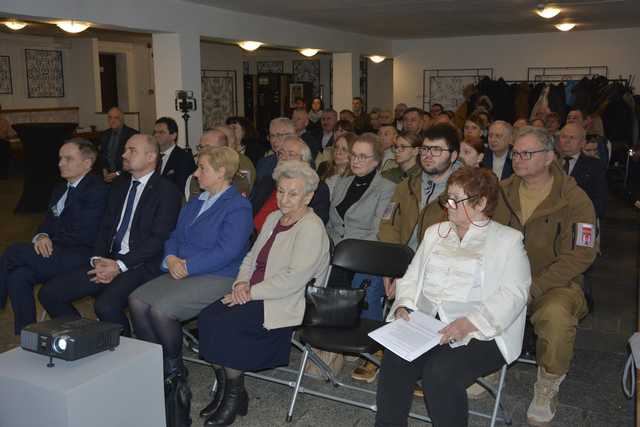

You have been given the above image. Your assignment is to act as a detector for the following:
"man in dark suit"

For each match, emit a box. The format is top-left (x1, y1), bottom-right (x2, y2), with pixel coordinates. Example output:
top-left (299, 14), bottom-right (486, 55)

top-left (558, 123), bottom-right (607, 218)
top-left (255, 117), bottom-right (295, 181)
top-left (154, 116), bottom-right (196, 192)
top-left (98, 107), bottom-right (139, 183)
top-left (292, 108), bottom-right (322, 160)
top-left (482, 120), bottom-right (514, 180)
top-left (39, 134), bottom-right (182, 336)
top-left (0, 139), bottom-right (108, 334)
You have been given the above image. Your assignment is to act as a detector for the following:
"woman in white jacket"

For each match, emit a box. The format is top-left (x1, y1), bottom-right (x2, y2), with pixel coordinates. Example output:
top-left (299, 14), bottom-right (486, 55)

top-left (375, 166), bottom-right (531, 427)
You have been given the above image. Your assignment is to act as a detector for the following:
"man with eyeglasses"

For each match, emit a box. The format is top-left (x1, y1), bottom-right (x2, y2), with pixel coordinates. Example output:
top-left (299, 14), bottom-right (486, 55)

top-left (255, 117), bottom-right (296, 181)
top-left (382, 131), bottom-right (421, 184)
top-left (493, 126), bottom-right (596, 426)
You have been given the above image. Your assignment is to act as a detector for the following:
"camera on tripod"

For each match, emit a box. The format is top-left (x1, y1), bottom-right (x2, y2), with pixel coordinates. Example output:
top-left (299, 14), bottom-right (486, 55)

top-left (174, 90), bottom-right (196, 113)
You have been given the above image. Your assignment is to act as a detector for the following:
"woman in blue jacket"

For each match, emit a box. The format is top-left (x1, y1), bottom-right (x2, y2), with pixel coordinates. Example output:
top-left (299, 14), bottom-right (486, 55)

top-left (129, 146), bottom-right (253, 379)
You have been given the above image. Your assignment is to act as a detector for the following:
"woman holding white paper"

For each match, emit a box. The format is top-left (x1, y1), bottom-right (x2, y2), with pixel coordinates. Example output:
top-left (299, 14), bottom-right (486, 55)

top-left (375, 166), bottom-right (531, 427)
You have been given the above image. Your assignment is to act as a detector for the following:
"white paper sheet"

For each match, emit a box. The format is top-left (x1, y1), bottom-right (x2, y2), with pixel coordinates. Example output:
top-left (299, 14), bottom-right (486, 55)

top-left (368, 310), bottom-right (447, 362)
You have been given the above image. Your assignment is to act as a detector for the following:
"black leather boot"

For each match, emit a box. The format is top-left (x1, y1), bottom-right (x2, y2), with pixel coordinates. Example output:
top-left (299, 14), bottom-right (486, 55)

top-left (164, 357), bottom-right (192, 427)
top-left (199, 367), bottom-right (226, 418)
top-left (204, 374), bottom-right (248, 426)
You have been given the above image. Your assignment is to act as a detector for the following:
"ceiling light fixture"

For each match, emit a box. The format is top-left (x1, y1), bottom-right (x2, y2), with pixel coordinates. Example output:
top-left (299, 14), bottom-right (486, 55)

top-left (369, 55), bottom-right (386, 64)
top-left (536, 6), bottom-right (561, 19)
top-left (56, 20), bottom-right (90, 33)
top-left (4, 20), bottom-right (27, 30)
top-left (300, 48), bottom-right (319, 58)
top-left (555, 22), bottom-right (576, 31)
top-left (238, 41), bottom-right (263, 52)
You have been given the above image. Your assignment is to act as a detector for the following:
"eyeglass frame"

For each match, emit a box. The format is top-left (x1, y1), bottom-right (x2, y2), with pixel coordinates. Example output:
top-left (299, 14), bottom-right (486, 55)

top-left (418, 145), bottom-right (451, 157)
top-left (350, 153), bottom-right (376, 162)
top-left (392, 144), bottom-right (415, 153)
top-left (439, 194), bottom-right (480, 210)
top-left (511, 148), bottom-right (551, 161)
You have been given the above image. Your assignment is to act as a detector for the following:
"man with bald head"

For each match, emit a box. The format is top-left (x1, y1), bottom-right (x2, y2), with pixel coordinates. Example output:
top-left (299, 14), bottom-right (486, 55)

top-left (40, 134), bottom-right (182, 336)
top-left (98, 107), bottom-right (139, 183)
top-left (251, 135), bottom-right (329, 230)
top-left (483, 120), bottom-right (514, 180)
top-left (558, 123), bottom-right (607, 218)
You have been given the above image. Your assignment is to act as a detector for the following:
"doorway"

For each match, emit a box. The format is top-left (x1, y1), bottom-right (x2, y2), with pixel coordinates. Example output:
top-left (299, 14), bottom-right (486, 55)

top-left (99, 53), bottom-right (119, 112)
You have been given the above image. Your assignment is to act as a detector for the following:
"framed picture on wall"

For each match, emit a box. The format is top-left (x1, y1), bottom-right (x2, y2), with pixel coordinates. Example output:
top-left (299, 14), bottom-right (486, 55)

top-left (25, 49), bottom-right (65, 98)
top-left (289, 83), bottom-right (304, 108)
top-left (257, 61), bottom-right (284, 74)
top-left (201, 69), bottom-right (238, 130)
top-left (292, 60), bottom-right (320, 97)
top-left (0, 56), bottom-right (12, 94)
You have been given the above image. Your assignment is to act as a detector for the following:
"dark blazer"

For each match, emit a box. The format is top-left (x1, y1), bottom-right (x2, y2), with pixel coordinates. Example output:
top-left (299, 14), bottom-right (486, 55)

top-left (482, 148), bottom-right (514, 180)
top-left (301, 129), bottom-right (322, 160)
top-left (161, 145), bottom-right (196, 193)
top-left (93, 172), bottom-right (181, 275)
top-left (164, 186), bottom-right (253, 277)
top-left (255, 153), bottom-right (278, 182)
top-left (250, 175), bottom-right (330, 224)
top-left (570, 154), bottom-right (607, 218)
top-left (98, 125), bottom-right (139, 173)
top-left (38, 173), bottom-right (109, 252)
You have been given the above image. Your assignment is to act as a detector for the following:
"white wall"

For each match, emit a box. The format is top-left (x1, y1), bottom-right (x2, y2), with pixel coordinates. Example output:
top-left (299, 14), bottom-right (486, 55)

top-left (0, 32), bottom-right (156, 132)
top-left (392, 27), bottom-right (640, 108)
top-left (367, 58), bottom-right (394, 111)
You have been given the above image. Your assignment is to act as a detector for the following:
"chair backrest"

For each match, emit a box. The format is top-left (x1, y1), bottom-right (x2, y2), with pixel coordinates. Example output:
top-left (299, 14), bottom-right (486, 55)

top-left (331, 239), bottom-right (414, 278)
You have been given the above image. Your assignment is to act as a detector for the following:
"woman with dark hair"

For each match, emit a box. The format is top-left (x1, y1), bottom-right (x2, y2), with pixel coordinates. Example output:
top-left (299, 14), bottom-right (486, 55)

top-left (308, 97), bottom-right (324, 132)
top-left (225, 116), bottom-right (266, 165)
top-left (459, 138), bottom-right (485, 168)
top-left (463, 113), bottom-right (487, 144)
top-left (376, 166), bottom-right (531, 427)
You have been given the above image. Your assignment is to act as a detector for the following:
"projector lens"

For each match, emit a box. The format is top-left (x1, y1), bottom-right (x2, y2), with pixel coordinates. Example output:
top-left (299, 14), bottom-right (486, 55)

top-left (54, 335), bottom-right (70, 353)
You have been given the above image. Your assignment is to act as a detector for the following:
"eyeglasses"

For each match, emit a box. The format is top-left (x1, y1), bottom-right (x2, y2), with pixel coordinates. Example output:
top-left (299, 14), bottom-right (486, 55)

top-left (511, 149), bottom-right (550, 161)
top-left (350, 153), bottom-right (375, 162)
top-left (439, 194), bottom-right (479, 210)
top-left (392, 145), bottom-right (414, 153)
top-left (418, 145), bottom-right (450, 157)
top-left (268, 132), bottom-right (293, 140)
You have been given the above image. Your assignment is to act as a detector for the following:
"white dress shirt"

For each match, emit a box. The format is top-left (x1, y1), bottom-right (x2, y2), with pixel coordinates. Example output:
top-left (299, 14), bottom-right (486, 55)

top-left (491, 152), bottom-right (508, 179)
top-left (160, 144), bottom-right (176, 174)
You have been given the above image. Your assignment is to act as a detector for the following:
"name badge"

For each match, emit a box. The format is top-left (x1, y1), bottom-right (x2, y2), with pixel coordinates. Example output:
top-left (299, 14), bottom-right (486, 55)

top-left (382, 202), bottom-right (396, 221)
top-left (575, 223), bottom-right (594, 248)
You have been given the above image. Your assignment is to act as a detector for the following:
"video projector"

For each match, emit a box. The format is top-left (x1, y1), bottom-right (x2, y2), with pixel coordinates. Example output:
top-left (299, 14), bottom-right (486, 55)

top-left (21, 317), bottom-right (122, 366)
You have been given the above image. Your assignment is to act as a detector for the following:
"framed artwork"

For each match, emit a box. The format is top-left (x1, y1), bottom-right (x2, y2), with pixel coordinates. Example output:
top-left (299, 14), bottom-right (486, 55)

top-left (257, 61), bottom-right (284, 74)
top-left (201, 69), bottom-right (237, 130)
top-left (25, 49), bottom-right (65, 98)
top-left (0, 56), bottom-right (12, 94)
top-left (289, 83), bottom-right (304, 108)
top-left (423, 68), bottom-right (493, 111)
top-left (292, 60), bottom-right (320, 96)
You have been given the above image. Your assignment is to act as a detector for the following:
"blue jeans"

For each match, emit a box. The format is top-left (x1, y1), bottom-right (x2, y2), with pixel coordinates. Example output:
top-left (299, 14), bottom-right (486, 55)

top-left (351, 273), bottom-right (385, 321)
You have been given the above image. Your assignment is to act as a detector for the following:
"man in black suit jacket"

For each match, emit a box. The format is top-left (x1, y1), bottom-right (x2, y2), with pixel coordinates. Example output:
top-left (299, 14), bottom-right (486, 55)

top-left (0, 140), bottom-right (108, 334)
top-left (154, 116), bottom-right (196, 193)
top-left (558, 123), bottom-right (607, 218)
top-left (98, 107), bottom-right (139, 183)
top-left (39, 134), bottom-right (181, 336)
top-left (292, 108), bottom-right (322, 160)
top-left (482, 120), bottom-right (514, 180)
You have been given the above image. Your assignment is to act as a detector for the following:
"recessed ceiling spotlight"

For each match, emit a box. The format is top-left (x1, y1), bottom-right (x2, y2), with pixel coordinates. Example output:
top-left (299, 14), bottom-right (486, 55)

top-left (555, 22), bottom-right (576, 31)
top-left (369, 55), bottom-right (386, 64)
top-left (536, 5), bottom-right (561, 19)
top-left (238, 41), bottom-right (263, 51)
top-left (4, 20), bottom-right (27, 30)
top-left (300, 48), bottom-right (319, 58)
top-left (56, 20), bottom-right (90, 33)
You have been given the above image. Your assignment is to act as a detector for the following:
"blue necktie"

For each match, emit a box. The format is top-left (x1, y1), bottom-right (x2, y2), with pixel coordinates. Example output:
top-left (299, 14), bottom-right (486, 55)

top-left (63, 185), bottom-right (75, 210)
top-left (112, 180), bottom-right (140, 254)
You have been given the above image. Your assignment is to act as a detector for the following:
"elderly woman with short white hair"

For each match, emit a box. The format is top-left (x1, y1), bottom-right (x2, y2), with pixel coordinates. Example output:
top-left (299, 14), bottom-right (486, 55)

top-left (198, 160), bottom-right (331, 426)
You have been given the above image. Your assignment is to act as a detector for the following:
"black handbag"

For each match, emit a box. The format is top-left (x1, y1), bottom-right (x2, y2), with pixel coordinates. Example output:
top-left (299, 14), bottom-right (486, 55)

top-left (303, 280), bottom-right (367, 328)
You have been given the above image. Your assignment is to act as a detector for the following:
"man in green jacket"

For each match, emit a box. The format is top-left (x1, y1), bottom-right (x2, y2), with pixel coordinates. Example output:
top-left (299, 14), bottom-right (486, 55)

top-left (493, 126), bottom-right (596, 426)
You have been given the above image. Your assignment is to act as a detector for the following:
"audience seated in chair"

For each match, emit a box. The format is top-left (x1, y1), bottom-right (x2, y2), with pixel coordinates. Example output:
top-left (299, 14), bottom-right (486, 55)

top-left (255, 117), bottom-right (295, 182)
top-left (38, 134), bottom-right (182, 337)
top-left (318, 132), bottom-right (355, 197)
top-left (251, 136), bottom-right (330, 230)
top-left (196, 160), bottom-right (330, 426)
top-left (376, 166), bottom-right (531, 427)
top-left (153, 116), bottom-right (196, 193)
top-left (493, 126), bottom-right (597, 426)
top-left (482, 120), bottom-right (514, 180)
top-left (129, 146), bottom-right (253, 386)
top-left (0, 139), bottom-right (108, 335)
top-left (98, 106), bottom-right (139, 183)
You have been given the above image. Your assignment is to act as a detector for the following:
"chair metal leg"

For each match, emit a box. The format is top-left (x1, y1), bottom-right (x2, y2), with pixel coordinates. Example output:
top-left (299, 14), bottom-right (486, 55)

top-left (490, 365), bottom-right (510, 427)
top-left (286, 346), bottom-right (310, 422)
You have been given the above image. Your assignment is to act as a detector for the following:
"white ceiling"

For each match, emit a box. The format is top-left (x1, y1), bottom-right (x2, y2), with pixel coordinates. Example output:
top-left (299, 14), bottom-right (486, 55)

top-left (190, 0), bottom-right (640, 38)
